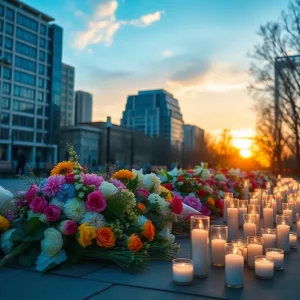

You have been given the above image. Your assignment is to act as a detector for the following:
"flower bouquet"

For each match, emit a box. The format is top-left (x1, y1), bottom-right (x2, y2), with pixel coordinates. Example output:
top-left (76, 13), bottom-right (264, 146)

top-left (0, 145), bottom-right (180, 273)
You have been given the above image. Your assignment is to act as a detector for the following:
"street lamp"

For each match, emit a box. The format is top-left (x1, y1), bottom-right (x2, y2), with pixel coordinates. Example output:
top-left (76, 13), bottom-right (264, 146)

top-left (106, 116), bottom-right (112, 173)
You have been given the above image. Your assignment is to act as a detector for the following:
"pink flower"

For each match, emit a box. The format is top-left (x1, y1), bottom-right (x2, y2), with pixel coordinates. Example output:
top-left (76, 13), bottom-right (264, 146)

top-left (59, 220), bottom-right (77, 235)
top-left (44, 205), bottom-right (61, 222)
top-left (29, 196), bottom-right (48, 213)
top-left (171, 195), bottom-right (183, 214)
top-left (162, 183), bottom-right (174, 191)
top-left (86, 190), bottom-right (106, 212)
top-left (183, 195), bottom-right (202, 211)
top-left (109, 179), bottom-right (126, 190)
top-left (136, 188), bottom-right (150, 199)
top-left (42, 175), bottom-right (65, 198)
top-left (82, 174), bottom-right (104, 188)
top-left (65, 173), bottom-right (75, 184)
top-left (24, 185), bottom-right (39, 204)
top-left (201, 205), bottom-right (211, 216)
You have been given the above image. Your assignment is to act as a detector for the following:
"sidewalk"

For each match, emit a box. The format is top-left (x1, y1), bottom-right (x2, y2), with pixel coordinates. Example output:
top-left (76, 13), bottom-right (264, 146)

top-left (0, 178), bottom-right (31, 193)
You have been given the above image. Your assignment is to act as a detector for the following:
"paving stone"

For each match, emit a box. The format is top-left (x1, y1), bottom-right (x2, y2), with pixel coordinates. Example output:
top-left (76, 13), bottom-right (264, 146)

top-left (0, 267), bottom-right (112, 300)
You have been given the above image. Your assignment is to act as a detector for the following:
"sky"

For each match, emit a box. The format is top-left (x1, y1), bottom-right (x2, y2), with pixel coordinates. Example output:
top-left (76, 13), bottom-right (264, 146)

top-left (27, 0), bottom-right (289, 137)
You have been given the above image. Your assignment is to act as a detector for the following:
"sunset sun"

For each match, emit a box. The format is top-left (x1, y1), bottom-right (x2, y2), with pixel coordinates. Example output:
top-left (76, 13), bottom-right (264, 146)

top-left (239, 148), bottom-right (252, 158)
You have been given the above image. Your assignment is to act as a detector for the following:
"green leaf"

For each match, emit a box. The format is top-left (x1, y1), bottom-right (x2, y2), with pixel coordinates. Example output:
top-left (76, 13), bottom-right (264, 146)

top-left (127, 175), bottom-right (139, 192)
top-left (165, 172), bottom-right (173, 182)
top-left (160, 191), bottom-right (168, 198)
top-left (103, 197), bottom-right (125, 221)
top-left (11, 229), bottom-right (26, 241)
top-left (18, 247), bottom-right (40, 267)
top-left (27, 217), bottom-right (42, 236)
top-left (32, 224), bottom-right (47, 240)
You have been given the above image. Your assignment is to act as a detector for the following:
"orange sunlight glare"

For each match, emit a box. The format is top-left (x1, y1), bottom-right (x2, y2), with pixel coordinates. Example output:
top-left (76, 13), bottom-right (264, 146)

top-left (239, 148), bottom-right (252, 158)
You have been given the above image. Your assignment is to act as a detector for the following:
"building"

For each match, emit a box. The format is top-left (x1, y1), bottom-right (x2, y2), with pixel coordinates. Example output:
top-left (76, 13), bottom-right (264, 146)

top-left (184, 124), bottom-right (205, 151)
top-left (60, 63), bottom-right (75, 126)
top-left (0, 0), bottom-right (63, 166)
top-left (75, 90), bottom-right (92, 124)
top-left (121, 89), bottom-right (184, 148)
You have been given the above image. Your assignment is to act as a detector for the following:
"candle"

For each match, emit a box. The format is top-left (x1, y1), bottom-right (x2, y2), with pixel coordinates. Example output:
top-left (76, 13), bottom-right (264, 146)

top-left (276, 195), bottom-right (282, 214)
top-left (244, 180), bottom-right (249, 201)
top-left (211, 239), bottom-right (226, 267)
top-left (225, 251), bottom-right (244, 288)
top-left (172, 259), bottom-right (193, 285)
top-left (271, 200), bottom-right (277, 222)
top-left (262, 233), bottom-right (276, 251)
top-left (255, 256), bottom-right (274, 279)
top-left (266, 249), bottom-right (284, 270)
top-left (247, 244), bottom-right (263, 268)
top-left (277, 224), bottom-right (290, 253)
top-left (227, 207), bottom-right (238, 241)
top-left (191, 229), bottom-right (208, 277)
top-left (238, 202), bottom-right (247, 227)
top-left (297, 221), bottom-right (300, 239)
top-left (250, 198), bottom-right (259, 205)
top-left (263, 207), bottom-right (273, 229)
top-left (223, 193), bottom-right (233, 223)
top-left (289, 233), bottom-right (297, 248)
top-left (282, 209), bottom-right (293, 226)
top-left (243, 222), bottom-right (256, 239)
top-left (266, 182), bottom-right (271, 194)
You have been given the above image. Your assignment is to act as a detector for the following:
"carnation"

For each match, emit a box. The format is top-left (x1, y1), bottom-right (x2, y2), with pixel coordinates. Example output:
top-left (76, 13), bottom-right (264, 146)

top-left (82, 174), bottom-right (104, 188)
top-left (42, 175), bottom-right (65, 198)
top-left (63, 198), bottom-right (85, 222)
top-left (56, 184), bottom-right (75, 202)
top-left (141, 173), bottom-right (161, 194)
top-left (80, 211), bottom-right (107, 230)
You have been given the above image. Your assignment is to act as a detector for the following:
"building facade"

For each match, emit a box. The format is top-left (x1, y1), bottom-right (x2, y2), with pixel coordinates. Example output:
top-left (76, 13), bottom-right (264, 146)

top-left (184, 124), bottom-right (205, 150)
top-left (0, 0), bottom-right (63, 166)
top-left (60, 63), bottom-right (75, 126)
top-left (121, 89), bottom-right (184, 148)
top-left (75, 90), bottom-right (92, 124)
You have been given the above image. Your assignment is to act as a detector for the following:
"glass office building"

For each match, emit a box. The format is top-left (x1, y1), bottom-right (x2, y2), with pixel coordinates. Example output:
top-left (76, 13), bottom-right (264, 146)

top-left (121, 89), bottom-right (184, 148)
top-left (0, 0), bottom-right (63, 165)
top-left (75, 91), bottom-right (93, 124)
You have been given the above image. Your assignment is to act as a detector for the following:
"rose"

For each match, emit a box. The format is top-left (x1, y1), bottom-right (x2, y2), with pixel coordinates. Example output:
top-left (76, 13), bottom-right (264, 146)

top-left (216, 198), bottom-right (224, 211)
top-left (141, 220), bottom-right (155, 242)
top-left (96, 227), bottom-right (115, 248)
top-left (59, 220), bottom-right (77, 235)
top-left (24, 185), bottom-right (39, 204)
top-left (41, 228), bottom-right (63, 256)
top-left (127, 233), bottom-right (143, 251)
top-left (44, 205), bottom-right (61, 222)
top-left (196, 189), bottom-right (207, 198)
top-left (0, 216), bottom-right (10, 231)
top-left (171, 195), bottom-right (183, 214)
top-left (162, 183), bottom-right (174, 191)
top-left (77, 222), bottom-right (97, 247)
top-left (136, 188), bottom-right (150, 199)
top-left (85, 191), bottom-right (106, 212)
top-left (99, 182), bottom-right (117, 199)
top-left (137, 203), bottom-right (146, 214)
top-left (29, 196), bottom-right (48, 213)
top-left (65, 173), bottom-right (75, 184)
top-left (207, 197), bottom-right (215, 207)
top-left (0, 186), bottom-right (13, 208)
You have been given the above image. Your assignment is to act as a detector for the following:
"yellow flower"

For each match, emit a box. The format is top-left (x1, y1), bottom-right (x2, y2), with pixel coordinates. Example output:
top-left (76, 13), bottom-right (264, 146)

top-left (161, 186), bottom-right (173, 202)
top-left (77, 222), bottom-right (97, 248)
top-left (112, 169), bottom-right (134, 181)
top-left (51, 161), bottom-right (73, 176)
top-left (207, 197), bottom-right (215, 207)
top-left (0, 216), bottom-right (10, 231)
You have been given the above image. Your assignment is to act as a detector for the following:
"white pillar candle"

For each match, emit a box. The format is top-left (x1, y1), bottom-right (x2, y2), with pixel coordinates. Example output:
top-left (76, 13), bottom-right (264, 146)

top-left (225, 254), bottom-right (244, 287)
top-left (262, 233), bottom-right (276, 250)
top-left (250, 198), bottom-right (259, 205)
top-left (191, 229), bottom-right (208, 277)
top-left (263, 208), bottom-right (273, 229)
top-left (297, 221), bottom-right (300, 239)
top-left (277, 224), bottom-right (290, 253)
top-left (282, 210), bottom-right (293, 226)
top-left (289, 234), bottom-right (297, 248)
top-left (276, 197), bottom-right (282, 214)
top-left (238, 207), bottom-right (247, 227)
top-left (223, 199), bottom-right (228, 222)
top-left (271, 201), bottom-right (277, 222)
top-left (173, 262), bottom-right (193, 284)
top-left (247, 244), bottom-right (263, 267)
top-left (266, 251), bottom-right (284, 270)
top-left (244, 182), bottom-right (249, 201)
top-left (296, 200), bottom-right (300, 214)
top-left (255, 258), bottom-right (274, 278)
top-left (243, 222), bottom-right (256, 239)
top-left (227, 208), bottom-right (238, 241)
top-left (266, 183), bottom-right (271, 195)
top-left (211, 239), bottom-right (226, 266)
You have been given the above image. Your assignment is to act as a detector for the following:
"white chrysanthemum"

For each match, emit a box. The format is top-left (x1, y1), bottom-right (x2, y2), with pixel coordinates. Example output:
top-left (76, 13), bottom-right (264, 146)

top-left (203, 185), bottom-right (213, 194)
top-left (137, 215), bottom-right (148, 227)
top-left (99, 182), bottom-right (117, 199)
top-left (63, 198), bottom-right (85, 222)
top-left (80, 211), bottom-right (107, 230)
top-left (148, 193), bottom-right (170, 214)
top-left (201, 169), bottom-right (211, 181)
top-left (49, 197), bottom-right (64, 209)
top-left (142, 173), bottom-right (161, 194)
top-left (1, 229), bottom-right (16, 254)
top-left (215, 174), bottom-right (227, 182)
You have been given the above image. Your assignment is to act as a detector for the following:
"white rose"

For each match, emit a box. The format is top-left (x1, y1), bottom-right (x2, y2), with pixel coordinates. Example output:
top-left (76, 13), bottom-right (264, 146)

top-left (201, 169), bottom-right (211, 181)
top-left (99, 181), bottom-right (117, 199)
top-left (141, 173), bottom-right (161, 194)
top-left (215, 174), bottom-right (227, 182)
top-left (1, 229), bottom-right (15, 254)
top-left (0, 186), bottom-right (14, 208)
top-left (41, 228), bottom-right (63, 257)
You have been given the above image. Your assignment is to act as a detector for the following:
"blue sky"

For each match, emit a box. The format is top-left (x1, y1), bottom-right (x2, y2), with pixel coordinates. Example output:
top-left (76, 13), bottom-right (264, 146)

top-left (27, 0), bottom-right (288, 135)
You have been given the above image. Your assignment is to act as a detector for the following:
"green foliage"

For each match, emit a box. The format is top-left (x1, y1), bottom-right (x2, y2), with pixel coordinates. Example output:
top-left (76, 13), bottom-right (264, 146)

top-left (102, 197), bottom-right (125, 221)
top-left (11, 229), bottom-right (26, 242)
top-left (18, 247), bottom-right (40, 267)
top-left (127, 175), bottom-right (139, 192)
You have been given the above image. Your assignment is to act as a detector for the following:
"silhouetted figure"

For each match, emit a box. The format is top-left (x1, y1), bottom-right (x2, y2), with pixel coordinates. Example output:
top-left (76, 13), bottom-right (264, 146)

top-left (16, 149), bottom-right (26, 175)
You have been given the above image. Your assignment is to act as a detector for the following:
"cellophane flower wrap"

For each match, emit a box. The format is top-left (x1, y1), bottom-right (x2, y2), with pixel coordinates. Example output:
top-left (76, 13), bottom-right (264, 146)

top-left (0, 145), bottom-right (180, 273)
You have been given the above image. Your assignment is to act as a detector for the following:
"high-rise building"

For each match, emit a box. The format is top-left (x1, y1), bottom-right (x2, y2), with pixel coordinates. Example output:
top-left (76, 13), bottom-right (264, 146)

top-left (184, 124), bottom-right (205, 151)
top-left (60, 63), bottom-right (75, 126)
top-left (0, 0), bottom-right (63, 165)
top-left (75, 90), bottom-right (92, 124)
top-left (121, 89), bottom-right (184, 147)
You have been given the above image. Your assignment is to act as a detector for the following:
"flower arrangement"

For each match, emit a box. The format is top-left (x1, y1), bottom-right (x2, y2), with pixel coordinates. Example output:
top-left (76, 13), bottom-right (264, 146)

top-left (0, 145), bottom-right (181, 273)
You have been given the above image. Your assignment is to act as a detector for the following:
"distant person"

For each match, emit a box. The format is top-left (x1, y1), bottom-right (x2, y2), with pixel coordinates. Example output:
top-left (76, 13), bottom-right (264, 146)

top-left (16, 149), bottom-right (26, 175)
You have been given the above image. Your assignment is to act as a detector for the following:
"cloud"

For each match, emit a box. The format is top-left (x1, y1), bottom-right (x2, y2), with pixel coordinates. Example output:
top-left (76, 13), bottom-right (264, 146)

top-left (162, 50), bottom-right (173, 57)
top-left (73, 1), bottom-right (164, 49)
top-left (87, 48), bottom-right (93, 54)
top-left (130, 11), bottom-right (165, 27)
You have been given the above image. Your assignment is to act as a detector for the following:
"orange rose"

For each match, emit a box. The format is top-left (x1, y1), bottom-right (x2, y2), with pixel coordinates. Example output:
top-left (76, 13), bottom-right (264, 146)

top-left (141, 220), bottom-right (155, 242)
top-left (96, 227), bottom-right (116, 248)
top-left (127, 234), bottom-right (143, 251)
top-left (137, 203), bottom-right (146, 214)
top-left (207, 197), bottom-right (215, 206)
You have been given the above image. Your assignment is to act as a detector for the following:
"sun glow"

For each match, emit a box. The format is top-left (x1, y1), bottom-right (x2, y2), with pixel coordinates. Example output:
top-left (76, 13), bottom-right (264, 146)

top-left (239, 148), bottom-right (252, 158)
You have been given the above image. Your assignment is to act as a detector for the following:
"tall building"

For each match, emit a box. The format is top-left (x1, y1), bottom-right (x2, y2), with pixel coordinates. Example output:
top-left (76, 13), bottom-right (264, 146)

top-left (0, 0), bottom-right (63, 165)
top-left (60, 63), bottom-right (75, 126)
top-left (75, 90), bottom-right (92, 124)
top-left (121, 89), bottom-right (184, 147)
top-left (184, 124), bottom-right (205, 150)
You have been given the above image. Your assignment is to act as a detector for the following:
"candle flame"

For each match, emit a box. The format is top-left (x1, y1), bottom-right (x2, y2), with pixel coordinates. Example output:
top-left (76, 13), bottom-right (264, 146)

top-left (181, 263), bottom-right (185, 268)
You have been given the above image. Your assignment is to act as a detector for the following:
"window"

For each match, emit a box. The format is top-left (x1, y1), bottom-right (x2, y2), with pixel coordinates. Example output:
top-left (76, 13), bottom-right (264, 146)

top-left (12, 115), bottom-right (34, 127)
top-left (37, 105), bottom-right (43, 115)
top-left (0, 128), bottom-right (9, 139)
top-left (38, 78), bottom-right (44, 89)
top-left (3, 67), bottom-right (11, 79)
top-left (6, 8), bottom-right (14, 21)
top-left (5, 23), bottom-right (13, 35)
top-left (13, 85), bottom-right (35, 100)
top-left (15, 56), bottom-right (36, 72)
top-left (4, 52), bottom-right (12, 63)
top-left (36, 119), bottom-right (43, 129)
top-left (0, 112), bottom-right (9, 124)
top-left (2, 82), bottom-right (11, 94)
top-left (4, 37), bottom-right (12, 49)
top-left (13, 100), bottom-right (34, 113)
top-left (14, 70), bottom-right (35, 86)
top-left (37, 91), bottom-right (44, 102)
top-left (0, 20), bottom-right (3, 31)
top-left (0, 5), bottom-right (3, 16)
top-left (40, 24), bottom-right (46, 35)
top-left (39, 64), bottom-right (45, 75)
top-left (13, 130), bottom-right (33, 142)
top-left (40, 38), bottom-right (45, 48)
top-left (16, 41), bottom-right (36, 58)
top-left (1, 97), bottom-right (10, 109)
top-left (39, 50), bottom-right (45, 62)
top-left (17, 13), bottom-right (37, 31)
top-left (0, 35), bottom-right (2, 47)
top-left (16, 27), bottom-right (37, 45)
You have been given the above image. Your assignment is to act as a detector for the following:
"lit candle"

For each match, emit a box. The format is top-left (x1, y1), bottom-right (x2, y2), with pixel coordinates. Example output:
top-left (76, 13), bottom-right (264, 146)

top-left (243, 222), bottom-right (256, 240)
top-left (266, 182), bottom-right (271, 194)
top-left (297, 221), bottom-right (300, 240)
top-left (172, 259), bottom-right (193, 285)
top-left (289, 233), bottom-right (297, 249)
top-left (266, 249), bottom-right (284, 270)
top-left (211, 239), bottom-right (226, 267)
top-left (255, 256), bottom-right (274, 279)
top-left (282, 209), bottom-right (293, 226)
top-left (247, 243), bottom-right (263, 268)
top-left (238, 201), bottom-right (248, 227)
top-left (263, 207), bottom-right (273, 229)
top-left (262, 233), bottom-right (276, 251)
top-left (227, 207), bottom-right (238, 241)
top-left (277, 224), bottom-right (290, 253)
top-left (243, 180), bottom-right (249, 201)
top-left (250, 198), bottom-right (259, 205)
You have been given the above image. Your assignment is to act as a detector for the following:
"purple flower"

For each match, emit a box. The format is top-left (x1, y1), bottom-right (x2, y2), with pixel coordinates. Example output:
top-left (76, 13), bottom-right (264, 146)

top-left (82, 174), bottom-right (104, 188)
top-left (201, 205), bottom-right (211, 216)
top-left (41, 175), bottom-right (65, 198)
top-left (183, 195), bottom-right (202, 211)
top-left (109, 179), bottom-right (126, 190)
